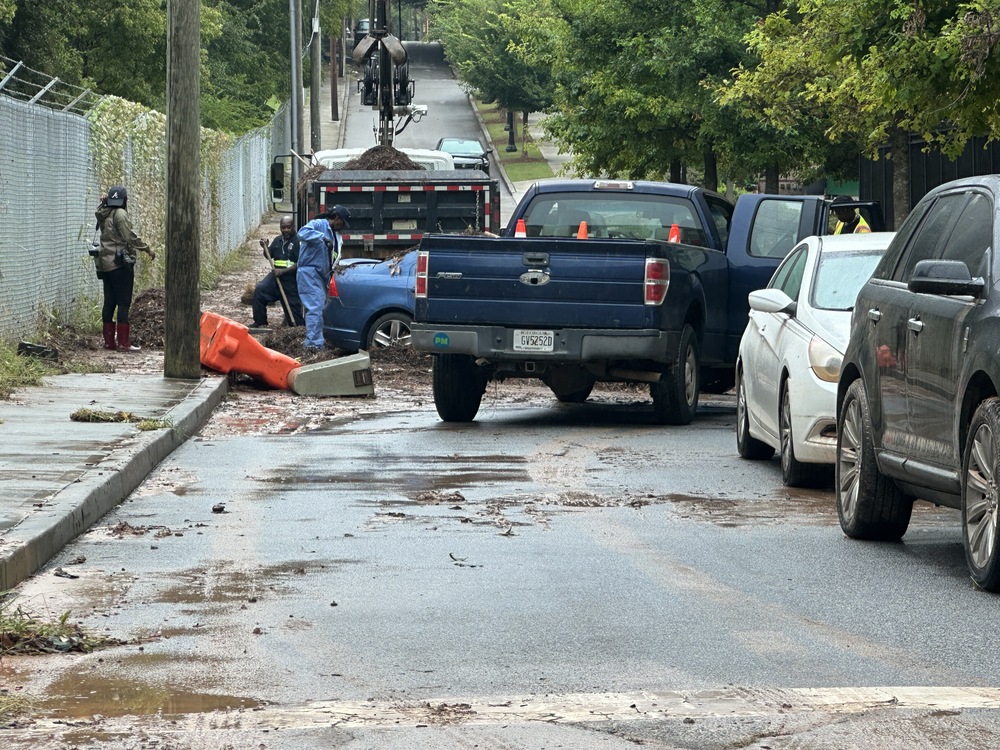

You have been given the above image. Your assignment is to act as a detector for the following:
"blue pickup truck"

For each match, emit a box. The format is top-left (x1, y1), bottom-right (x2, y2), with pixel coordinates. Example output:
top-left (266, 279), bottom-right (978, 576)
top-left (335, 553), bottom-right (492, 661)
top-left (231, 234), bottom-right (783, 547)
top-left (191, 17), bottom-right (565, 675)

top-left (410, 179), bottom-right (882, 423)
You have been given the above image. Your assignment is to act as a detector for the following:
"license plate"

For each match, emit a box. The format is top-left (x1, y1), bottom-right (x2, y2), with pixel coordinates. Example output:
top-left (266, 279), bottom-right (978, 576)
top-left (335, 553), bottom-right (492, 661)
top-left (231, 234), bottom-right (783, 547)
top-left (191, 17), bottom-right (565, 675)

top-left (513, 329), bottom-right (554, 352)
top-left (393, 219), bottom-right (417, 230)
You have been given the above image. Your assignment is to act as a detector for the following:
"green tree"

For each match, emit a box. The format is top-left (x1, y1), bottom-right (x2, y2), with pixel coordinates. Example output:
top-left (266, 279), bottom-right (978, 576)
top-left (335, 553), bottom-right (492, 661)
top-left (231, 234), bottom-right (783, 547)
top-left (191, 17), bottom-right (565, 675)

top-left (431, 0), bottom-right (553, 117)
top-left (723, 1), bottom-right (988, 225)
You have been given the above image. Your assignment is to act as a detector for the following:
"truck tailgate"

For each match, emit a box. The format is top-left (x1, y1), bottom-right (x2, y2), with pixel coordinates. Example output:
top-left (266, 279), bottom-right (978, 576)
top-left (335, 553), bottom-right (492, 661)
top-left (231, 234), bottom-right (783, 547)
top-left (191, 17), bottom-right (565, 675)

top-left (417, 235), bottom-right (654, 329)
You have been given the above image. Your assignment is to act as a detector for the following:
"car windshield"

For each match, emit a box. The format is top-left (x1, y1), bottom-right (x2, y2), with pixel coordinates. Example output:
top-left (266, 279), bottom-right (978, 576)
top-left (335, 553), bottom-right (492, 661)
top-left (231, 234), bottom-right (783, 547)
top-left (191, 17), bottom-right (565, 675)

top-left (438, 140), bottom-right (483, 156)
top-left (810, 247), bottom-right (885, 311)
top-left (520, 193), bottom-right (708, 243)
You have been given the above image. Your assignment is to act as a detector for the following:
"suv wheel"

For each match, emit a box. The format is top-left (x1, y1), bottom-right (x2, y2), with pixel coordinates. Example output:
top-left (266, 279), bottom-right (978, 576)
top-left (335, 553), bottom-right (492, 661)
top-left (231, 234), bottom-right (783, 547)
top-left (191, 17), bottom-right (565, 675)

top-left (962, 399), bottom-right (1000, 591)
top-left (836, 379), bottom-right (913, 540)
top-left (736, 367), bottom-right (773, 460)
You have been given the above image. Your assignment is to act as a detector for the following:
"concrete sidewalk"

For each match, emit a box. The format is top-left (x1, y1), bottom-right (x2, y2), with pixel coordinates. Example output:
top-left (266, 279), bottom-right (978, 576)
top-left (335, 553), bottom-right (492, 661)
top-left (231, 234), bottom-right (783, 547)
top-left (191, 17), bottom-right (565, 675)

top-left (0, 373), bottom-right (228, 590)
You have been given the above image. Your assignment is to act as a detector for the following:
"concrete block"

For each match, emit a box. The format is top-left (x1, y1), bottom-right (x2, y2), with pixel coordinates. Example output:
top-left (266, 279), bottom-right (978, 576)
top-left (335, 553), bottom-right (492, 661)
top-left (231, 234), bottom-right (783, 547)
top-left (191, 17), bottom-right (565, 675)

top-left (288, 352), bottom-right (375, 397)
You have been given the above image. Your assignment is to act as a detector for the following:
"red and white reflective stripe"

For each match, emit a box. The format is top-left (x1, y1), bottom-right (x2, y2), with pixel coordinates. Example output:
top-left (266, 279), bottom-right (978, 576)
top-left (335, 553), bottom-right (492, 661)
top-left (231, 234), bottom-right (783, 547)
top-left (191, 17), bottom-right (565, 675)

top-left (341, 234), bottom-right (424, 241)
top-left (644, 258), bottom-right (670, 305)
top-left (415, 251), bottom-right (429, 298)
top-left (324, 184), bottom-right (486, 192)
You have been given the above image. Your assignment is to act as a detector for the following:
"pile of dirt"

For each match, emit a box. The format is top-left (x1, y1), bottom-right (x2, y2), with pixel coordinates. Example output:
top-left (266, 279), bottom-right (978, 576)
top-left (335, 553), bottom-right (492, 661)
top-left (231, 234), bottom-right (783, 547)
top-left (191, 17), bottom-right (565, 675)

top-left (297, 162), bottom-right (329, 194)
top-left (368, 344), bottom-right (432, 373)
top-left (129, 288), bottom-right (166, 348)
top-left (343, 145), bottom-right (425, 171)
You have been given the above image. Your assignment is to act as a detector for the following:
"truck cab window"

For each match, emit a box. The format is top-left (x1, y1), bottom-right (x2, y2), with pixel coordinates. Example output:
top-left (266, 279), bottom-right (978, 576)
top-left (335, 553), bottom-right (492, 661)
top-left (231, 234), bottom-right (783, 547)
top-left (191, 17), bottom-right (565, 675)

top-left (748, 200), bottom-right (804, 258)
top-left (707, 199), bottom-right (733, 252)
top-left (521, 194), bottom-right (705, 243)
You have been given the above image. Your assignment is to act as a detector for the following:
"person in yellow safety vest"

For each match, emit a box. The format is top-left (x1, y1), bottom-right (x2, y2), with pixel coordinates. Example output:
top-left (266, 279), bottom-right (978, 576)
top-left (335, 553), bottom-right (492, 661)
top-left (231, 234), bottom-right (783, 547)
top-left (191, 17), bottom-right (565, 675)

top-left (831, 194), bottom-right (871, 234)
top-left (251, 216), bottom-right (304, 328)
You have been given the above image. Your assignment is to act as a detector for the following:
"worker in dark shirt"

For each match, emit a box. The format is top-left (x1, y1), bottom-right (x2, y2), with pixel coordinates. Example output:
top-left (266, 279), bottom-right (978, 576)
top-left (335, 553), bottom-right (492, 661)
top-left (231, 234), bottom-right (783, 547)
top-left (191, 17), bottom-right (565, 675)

top-left (252, 216), bottom-right (304, 327)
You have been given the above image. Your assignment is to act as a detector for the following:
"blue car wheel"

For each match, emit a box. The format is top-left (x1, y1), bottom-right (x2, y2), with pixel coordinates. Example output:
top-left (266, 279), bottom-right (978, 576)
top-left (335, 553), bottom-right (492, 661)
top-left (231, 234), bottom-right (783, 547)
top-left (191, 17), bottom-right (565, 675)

top-left (366, 312), bottom-right (413, 349)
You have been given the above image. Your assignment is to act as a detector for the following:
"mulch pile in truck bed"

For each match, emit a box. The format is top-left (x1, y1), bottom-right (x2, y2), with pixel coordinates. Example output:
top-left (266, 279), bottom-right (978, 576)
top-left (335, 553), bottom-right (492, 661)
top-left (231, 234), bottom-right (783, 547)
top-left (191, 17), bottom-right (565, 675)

top-left (343, 145), bottom-right (425, 171)
top-left (296, 146), bottom-right (425, 195)
top-left (129, 288), bottom-right (166, 348)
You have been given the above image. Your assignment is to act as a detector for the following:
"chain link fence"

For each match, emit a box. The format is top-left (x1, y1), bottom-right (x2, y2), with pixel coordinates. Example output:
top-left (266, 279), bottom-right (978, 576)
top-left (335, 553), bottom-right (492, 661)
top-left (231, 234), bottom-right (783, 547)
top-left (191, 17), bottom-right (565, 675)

top-left (0, 60), bottom-right (292, 341)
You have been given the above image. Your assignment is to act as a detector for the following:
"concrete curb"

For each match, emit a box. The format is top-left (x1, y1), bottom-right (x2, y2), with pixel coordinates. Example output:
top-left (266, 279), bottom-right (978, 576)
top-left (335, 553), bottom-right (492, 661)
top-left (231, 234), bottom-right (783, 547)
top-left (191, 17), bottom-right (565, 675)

top-left (467, 93), bottom-right (518, 197)
top-left (0, 376), bottom-right (228, 590)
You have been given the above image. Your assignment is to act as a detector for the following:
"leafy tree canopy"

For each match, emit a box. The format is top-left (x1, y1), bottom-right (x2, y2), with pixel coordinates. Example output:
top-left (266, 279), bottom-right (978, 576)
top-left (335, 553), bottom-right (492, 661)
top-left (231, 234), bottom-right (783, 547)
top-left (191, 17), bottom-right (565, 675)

top-left (430, 0), bottom-right (554, 114)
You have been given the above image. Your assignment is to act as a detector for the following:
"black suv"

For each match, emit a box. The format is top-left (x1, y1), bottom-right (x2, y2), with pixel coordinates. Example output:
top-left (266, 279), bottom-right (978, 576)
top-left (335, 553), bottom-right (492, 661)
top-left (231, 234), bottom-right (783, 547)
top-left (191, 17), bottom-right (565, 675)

top-left (837, 175), bottom-right (999, 589)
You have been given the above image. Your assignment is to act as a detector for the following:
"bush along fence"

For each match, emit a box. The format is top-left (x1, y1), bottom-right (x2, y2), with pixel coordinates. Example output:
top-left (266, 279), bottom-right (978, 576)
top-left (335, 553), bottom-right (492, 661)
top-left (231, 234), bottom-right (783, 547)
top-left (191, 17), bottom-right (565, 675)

top-left (0, 80), bottom-right (290, 341)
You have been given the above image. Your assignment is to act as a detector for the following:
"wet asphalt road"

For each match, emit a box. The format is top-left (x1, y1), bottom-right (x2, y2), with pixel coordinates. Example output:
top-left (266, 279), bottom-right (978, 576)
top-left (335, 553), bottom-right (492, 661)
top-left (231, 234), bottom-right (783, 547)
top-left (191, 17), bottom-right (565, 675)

top-left (7, 44), bottom-right (1000, 750)
top-left (8, 395), bottom-right (1000, 748)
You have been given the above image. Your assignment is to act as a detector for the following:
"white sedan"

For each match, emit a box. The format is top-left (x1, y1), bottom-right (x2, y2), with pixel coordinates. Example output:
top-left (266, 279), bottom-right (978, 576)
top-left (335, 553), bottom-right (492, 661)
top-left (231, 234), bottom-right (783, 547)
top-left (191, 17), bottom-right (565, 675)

top-left (736, 232), bottom-right (894, 486)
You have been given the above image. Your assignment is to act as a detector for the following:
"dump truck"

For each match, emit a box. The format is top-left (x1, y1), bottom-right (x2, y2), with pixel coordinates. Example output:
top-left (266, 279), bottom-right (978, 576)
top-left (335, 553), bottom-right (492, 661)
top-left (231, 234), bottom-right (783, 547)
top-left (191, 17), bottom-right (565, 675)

top-left (270, 147), bottom-right (501, 260)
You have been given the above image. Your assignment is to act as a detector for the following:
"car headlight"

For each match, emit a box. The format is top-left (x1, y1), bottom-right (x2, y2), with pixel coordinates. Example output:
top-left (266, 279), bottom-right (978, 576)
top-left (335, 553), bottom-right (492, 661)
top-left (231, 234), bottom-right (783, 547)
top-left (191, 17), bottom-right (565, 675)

top-left (808, 336), bottom-right (842, 382)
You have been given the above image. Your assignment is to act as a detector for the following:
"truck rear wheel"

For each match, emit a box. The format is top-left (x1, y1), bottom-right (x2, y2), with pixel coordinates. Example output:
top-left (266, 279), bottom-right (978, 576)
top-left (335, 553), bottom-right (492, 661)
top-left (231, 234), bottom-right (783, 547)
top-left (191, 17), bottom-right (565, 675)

top-left (651, 324), bottom-right (699, 425)
top-left (433, 354), bottom-right (487, 422)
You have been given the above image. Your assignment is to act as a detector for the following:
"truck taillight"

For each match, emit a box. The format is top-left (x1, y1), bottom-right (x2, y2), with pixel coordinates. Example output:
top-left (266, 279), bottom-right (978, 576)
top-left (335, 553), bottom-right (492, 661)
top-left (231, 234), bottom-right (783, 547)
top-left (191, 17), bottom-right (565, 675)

top-left (644, 258), bottom-right (669, 305)
top-left (329, 274), bottom-right (339, 297)
top-left (415, 250), bottom-right (429, 298)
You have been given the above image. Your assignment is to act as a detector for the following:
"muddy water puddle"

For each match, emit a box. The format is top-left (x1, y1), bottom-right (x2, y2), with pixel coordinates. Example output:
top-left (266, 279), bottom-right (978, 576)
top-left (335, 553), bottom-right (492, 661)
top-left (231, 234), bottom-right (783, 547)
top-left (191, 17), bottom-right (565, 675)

top-left (41, 666), bottom-right (261, 719)
top-left (665, 489), bottom-right (960, 527)
top-left (152, 559), bottom-right (358, 605)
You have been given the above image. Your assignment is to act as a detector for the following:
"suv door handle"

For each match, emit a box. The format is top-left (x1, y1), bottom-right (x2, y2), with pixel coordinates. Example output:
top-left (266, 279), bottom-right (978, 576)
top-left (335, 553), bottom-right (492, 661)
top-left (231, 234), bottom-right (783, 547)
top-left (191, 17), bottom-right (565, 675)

top-left (908, 317), bottom-right (923, 333)
top-left (868, 309), bottom-right (881, 322)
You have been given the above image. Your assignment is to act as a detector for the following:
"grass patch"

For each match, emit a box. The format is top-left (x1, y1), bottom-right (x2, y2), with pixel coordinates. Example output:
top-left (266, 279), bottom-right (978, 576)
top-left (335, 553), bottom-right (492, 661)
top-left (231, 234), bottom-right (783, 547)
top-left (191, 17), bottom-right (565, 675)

top-left (0, 339), bottom-right (59, 399)
top-left (0, 594), bottom-right (121, 655)
top-left (0, 693), bottom-right (32, 725)
top-left (503, 160), bottom-right (555, 182)
top-left (69, 408), bottom-right (172, 431)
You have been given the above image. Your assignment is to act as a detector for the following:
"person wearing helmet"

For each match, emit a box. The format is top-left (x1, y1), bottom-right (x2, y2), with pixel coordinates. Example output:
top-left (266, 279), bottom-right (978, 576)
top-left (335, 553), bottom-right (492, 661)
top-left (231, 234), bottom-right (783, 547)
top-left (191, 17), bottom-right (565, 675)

top-left (831, 194), bottom-right (871, 234)
top-left (296, 205), bottom-right (350, 351)
top-left (94, 186), bottom-right (156, 351)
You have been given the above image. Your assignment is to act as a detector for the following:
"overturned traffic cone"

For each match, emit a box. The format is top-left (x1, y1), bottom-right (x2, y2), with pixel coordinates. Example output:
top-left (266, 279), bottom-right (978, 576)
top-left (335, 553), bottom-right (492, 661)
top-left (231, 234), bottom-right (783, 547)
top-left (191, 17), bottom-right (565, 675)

top-left (514, 219), bottom-right (527, 237)
top-left (668, 223), bottom-right (680, 243)
top-left (577, 220), bottom-right (588, 239)
top-left (200, 312), bottom-right (300, 390)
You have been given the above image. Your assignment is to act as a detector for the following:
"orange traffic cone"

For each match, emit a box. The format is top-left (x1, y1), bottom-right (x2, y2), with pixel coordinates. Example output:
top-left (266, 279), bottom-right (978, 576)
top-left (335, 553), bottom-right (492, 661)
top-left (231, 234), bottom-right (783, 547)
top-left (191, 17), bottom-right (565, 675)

top-left (668, 223), bottom-right (680, 243)
top-left (514, 219), bottom-right (527, 237)
top-left (577, 220), bottom-right (588, 239)
top-left (200, 312), bottom-right (301, 390)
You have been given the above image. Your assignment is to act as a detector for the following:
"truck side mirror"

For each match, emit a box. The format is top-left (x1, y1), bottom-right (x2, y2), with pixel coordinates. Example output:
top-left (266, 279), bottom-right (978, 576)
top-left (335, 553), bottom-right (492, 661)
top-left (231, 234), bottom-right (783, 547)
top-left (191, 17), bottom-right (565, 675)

top-left (270, 162), bottom-right (285, 191)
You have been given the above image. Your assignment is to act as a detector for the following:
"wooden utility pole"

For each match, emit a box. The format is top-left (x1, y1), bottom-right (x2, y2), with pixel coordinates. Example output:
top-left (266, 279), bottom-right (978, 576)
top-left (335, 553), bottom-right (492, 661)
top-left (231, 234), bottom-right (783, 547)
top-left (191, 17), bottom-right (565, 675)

top-left (310, 2), bottom-right (322, 152)
top-left (290, 0), bottom-right (303, 196)
top-left (164, 0), bottom-right (201, 379)
top-left (330, 34), bottom-right (339, 122)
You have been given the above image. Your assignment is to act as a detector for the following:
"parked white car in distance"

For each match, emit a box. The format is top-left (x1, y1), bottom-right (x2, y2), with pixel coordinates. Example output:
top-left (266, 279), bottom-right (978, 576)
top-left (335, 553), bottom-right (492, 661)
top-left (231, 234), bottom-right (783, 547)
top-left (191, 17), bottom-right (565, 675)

top-left (736, 232), bottom-right (895, 486)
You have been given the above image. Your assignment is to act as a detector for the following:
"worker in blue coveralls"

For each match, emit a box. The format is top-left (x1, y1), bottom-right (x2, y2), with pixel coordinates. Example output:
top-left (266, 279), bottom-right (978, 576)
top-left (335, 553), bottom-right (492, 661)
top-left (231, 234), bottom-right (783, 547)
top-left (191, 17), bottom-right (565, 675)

top-left (296, 205), bottom-right (350, 350)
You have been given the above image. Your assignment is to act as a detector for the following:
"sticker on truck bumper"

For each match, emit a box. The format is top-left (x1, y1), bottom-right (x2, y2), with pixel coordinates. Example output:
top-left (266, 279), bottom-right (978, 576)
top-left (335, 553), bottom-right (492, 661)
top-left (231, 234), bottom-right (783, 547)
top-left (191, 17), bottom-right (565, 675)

top-left (433, 333), bottom-right (451, 349)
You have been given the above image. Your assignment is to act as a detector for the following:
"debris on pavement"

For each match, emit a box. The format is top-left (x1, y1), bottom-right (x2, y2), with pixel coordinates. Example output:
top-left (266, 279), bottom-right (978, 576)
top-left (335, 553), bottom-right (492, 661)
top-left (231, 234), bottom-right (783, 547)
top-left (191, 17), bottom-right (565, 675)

top-left (52, 568), bottom-right (78, 580)
top-left (70, 408), bottom-right (141, 423)
top-left (212, 503), bottom-right (226, 513)
top-left (417, 490), bottom-right (466, 504)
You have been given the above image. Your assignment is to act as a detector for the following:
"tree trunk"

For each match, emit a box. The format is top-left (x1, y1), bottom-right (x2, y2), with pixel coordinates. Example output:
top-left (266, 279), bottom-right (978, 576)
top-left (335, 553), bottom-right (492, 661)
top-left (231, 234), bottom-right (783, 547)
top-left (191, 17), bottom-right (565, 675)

top-left (670, 159), bottom-right (682, 183)
top-left (703, 150), bottom-right (718, 193)
top-left (764, 162), bottom-right (780, 194)
top-left (888, 126), bottom-right (911, 230)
